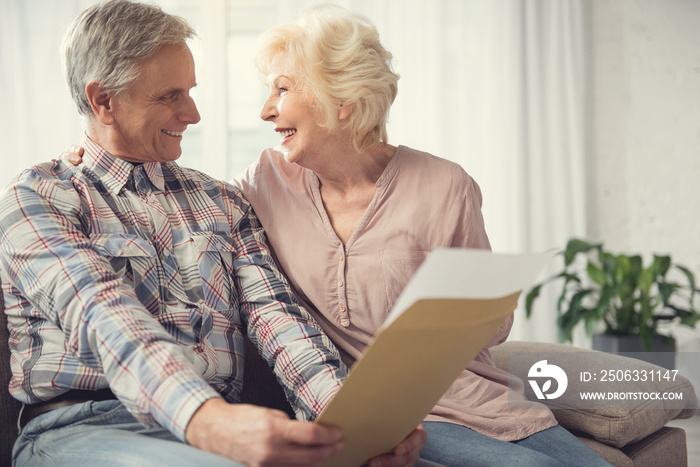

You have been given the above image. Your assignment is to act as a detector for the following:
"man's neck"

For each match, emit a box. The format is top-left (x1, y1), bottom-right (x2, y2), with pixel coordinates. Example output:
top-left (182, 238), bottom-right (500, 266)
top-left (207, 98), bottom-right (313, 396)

top-left (85, 121), bottom-right (117, 157)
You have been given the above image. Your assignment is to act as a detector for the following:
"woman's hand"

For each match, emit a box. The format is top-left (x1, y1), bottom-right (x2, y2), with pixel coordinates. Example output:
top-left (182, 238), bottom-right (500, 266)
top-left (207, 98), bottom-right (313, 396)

top-left (61, 145), bottom-right (84, 165)
top-left (367, 424), bottom-right (427, 467)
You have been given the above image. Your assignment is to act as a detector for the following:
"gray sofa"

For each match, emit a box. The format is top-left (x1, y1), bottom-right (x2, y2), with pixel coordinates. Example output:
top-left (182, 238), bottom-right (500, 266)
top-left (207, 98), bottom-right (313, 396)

top-left (1, 285), bottom-right (697, 466)
top-left (490, 341), bottom-right (697, 467)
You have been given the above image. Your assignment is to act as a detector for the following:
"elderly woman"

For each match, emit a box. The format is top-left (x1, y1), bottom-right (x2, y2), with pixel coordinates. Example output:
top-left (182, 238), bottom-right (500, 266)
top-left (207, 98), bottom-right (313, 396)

top-left (235, 6), bottom-right (612, 467)
top-left (64, 5), bottom-right (612, 466)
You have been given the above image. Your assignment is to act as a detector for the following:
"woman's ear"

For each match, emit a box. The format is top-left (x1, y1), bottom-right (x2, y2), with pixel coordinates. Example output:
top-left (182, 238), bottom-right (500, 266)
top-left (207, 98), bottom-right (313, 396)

top-left (85, 82), bottom-right (115, 125)
top-left (338, 102), bottom-right (354, 121)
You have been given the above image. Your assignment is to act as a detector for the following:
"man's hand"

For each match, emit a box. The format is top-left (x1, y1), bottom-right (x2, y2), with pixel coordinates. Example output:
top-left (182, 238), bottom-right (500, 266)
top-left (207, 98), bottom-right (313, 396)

top-left (60, 145), bottom-right (84, 165)
top-left (186, 398), bottom-right (343, 467)
top-left (367, 424), bottom-right (427, 467)
top-left (187, 399), bottom-right (426, 467)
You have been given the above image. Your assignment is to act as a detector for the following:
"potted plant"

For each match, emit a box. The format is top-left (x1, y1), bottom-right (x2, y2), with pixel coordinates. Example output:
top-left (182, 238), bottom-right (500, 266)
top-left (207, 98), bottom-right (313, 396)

top-left (525, 238), bottom-right (700, 368)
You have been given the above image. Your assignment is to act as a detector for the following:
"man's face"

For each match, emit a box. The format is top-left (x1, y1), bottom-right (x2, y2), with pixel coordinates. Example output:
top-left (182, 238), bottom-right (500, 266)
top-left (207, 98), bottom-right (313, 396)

top-left (109, 43), bottom-right (200, 163)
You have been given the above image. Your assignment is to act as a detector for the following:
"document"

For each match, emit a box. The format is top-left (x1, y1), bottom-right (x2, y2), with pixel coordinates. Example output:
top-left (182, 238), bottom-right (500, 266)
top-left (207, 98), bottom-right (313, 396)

top-left (316, 248), bottom-right (556, 467)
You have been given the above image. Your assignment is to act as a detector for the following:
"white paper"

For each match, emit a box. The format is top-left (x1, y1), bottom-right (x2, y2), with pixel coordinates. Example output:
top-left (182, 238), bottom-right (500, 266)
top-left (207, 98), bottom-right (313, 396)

top-left (385, 248), bottom-right (558, 327)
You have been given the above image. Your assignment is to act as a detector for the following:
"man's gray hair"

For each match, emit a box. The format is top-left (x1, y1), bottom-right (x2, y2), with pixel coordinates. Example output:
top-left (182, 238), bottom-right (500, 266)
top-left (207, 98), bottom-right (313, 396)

top-left (61, 0), bottom-right (196, 116)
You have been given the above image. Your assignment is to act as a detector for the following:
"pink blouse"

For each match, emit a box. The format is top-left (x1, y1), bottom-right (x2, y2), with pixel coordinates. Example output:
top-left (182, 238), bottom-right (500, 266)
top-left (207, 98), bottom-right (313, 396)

top-left (235, 145), bottom-right (557, 441)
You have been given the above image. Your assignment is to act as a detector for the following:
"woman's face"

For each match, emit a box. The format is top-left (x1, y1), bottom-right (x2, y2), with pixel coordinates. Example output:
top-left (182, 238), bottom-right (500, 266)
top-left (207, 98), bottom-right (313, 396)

top-left (260, 71), bottom-right (331, 166)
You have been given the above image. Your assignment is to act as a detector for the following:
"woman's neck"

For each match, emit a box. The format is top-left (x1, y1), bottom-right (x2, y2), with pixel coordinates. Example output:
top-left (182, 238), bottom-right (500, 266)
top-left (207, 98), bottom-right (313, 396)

top-left (314, 143), bottom-right (397, 193)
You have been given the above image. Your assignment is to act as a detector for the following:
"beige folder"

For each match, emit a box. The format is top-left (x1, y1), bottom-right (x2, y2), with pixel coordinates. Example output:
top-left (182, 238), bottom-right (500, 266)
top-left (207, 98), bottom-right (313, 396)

top-left (316, 248), bottom-right (555, 467)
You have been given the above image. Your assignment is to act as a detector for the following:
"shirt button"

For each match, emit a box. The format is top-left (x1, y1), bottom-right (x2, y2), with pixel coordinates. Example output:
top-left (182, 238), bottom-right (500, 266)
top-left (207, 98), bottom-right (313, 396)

top-left (338, 279), bottom-right (344, 287)
top-left (340, 254), bottom-right (344, 262)
top-left (340, 305), bottom-right (346, 312)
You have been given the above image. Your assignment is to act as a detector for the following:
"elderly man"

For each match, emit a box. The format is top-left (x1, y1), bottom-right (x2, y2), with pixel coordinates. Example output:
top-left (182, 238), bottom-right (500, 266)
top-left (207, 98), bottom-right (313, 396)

top-left (0, 1), bottom-right (426, 466)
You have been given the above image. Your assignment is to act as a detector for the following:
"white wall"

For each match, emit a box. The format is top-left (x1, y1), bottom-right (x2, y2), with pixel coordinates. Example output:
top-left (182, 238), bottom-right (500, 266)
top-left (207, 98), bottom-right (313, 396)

top-left (585, 0), bottom-right (700, 352)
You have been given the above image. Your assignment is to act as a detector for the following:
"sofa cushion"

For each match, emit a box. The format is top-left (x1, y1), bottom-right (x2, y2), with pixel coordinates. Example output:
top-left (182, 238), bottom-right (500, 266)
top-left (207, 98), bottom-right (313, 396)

top-left (1, 284), bottom-right (23, 466)
top-left (620, 426), bottom-right (688, 467)
top-left (577, 436), bottom-right (633, 467)
top-left (490, 341), bottom-right (698, 448)
top-left (240, 336), bottom-right (295, 418)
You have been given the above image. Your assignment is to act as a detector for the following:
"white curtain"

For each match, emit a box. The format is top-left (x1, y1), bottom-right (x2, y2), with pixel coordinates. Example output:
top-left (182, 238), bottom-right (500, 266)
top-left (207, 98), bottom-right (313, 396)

top-left (474, 1), bottom-right (588, 343)
top-left (0, 0), bottom-right (586, 344)
top-left (0, 1), bottom-right (88, 188)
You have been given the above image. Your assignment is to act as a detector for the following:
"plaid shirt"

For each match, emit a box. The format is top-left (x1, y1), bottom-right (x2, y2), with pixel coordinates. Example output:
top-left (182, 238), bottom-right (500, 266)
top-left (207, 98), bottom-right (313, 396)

top-left (0, 135), bottom-right (345, 440)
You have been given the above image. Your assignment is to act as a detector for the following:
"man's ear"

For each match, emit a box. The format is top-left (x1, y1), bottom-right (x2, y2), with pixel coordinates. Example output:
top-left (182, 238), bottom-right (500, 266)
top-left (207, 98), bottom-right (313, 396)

top-left (85, 82), bottom-right (115, 125)
top-left (338, 102), bottom-right (354, 121)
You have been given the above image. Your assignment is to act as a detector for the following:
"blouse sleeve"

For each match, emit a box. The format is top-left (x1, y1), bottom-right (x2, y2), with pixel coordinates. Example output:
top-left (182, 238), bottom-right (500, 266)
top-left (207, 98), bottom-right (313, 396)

top-left (450, 172), bottom-right (514, 347)
top-left (450, 173), bottom-right (491, 250)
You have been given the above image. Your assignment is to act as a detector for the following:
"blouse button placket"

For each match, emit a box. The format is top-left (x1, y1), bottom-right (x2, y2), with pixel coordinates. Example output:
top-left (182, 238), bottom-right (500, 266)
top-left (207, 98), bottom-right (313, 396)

top-left (338, 249), bottom-right (350, 327)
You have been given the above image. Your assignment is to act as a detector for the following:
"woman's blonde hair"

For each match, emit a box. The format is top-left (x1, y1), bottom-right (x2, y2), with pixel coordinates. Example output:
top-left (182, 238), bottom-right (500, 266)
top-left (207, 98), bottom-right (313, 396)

top-left (256, 4), bottom-right (399, 153)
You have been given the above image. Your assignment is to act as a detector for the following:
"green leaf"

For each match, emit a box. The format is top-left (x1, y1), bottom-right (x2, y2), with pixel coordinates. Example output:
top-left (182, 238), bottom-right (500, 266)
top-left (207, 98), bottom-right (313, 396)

top-left (639, 297), bottom-right (656, 334)
top-left (563, 238), bottom-right (599, 266)
top-left (638, 267), bottom-right (653, 296)
top-left (669, 305), bottom-right (700, 327)
top-left (587, 262), bottom-right (606, 286)
top-left (681, 312), bottom-right (700, 327)
top-left (524, 284), bottom-right (542, 318)
top-left (629, 255), bottom-right (643, 279)
top-left (584, 311), bottom-right (600, 336)
top-left (614, 255), bottom-right (630, 284)
top-left (558, 289), bottom-right (592, 342)
top-left (599, 252), bottom-right (616, 278)
top-left (653, 255), bottom-right (671, 277)
top-left (594, 286), bottom-right (616, 324)
top-left (675, 265), bottom-right (697, 303)
top-left (658, 282), bottom-right (674, 304)
top-left (675, 265), bottom-right (697, 287)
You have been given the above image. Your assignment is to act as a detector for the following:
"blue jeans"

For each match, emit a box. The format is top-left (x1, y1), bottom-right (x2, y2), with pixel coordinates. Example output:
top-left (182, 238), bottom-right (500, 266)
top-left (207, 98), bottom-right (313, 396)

top-left (13, 399), bottom-right (445, 467)
top-left (13, 400), bottom-right (241, 466)
top-left (420, 422), bottom-right (613, 467)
